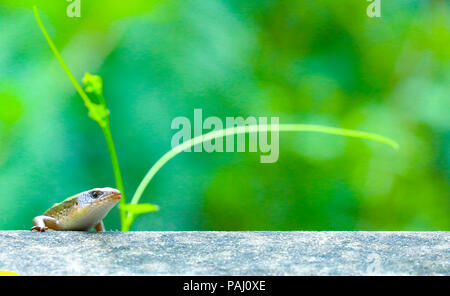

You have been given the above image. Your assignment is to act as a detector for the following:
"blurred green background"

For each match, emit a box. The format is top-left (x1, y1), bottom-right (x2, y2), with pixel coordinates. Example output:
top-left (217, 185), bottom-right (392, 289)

top-left (0, 0), bottom-right (448, 231)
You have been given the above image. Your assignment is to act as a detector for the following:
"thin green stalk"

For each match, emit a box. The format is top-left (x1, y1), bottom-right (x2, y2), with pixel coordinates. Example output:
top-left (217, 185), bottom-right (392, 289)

top-left (33, 6), bottom-right (127, 225)
top-left (33, 6), bottom-right (90, 108)
top-left (101, 121), bottom-right (126, 224)
top-left (130, 124), bottom-right (399, 206)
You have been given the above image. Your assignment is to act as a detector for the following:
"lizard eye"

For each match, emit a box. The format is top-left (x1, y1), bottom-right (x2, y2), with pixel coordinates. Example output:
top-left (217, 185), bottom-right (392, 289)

top-left (91, 191), bottom-right (101, 199)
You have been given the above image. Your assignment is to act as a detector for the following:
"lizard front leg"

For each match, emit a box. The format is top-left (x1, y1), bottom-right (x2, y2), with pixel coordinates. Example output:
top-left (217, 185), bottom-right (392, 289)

top-left (31, 216), bottom-right (59, 232)
top-left (94, 220), bottom-right (105, 232)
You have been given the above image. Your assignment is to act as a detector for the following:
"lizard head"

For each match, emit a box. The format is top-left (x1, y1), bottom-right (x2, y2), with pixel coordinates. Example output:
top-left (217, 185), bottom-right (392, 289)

top-left (74, 187), bottom-right (121, 221)
top-left (78, 187), bottom-right (121, 207)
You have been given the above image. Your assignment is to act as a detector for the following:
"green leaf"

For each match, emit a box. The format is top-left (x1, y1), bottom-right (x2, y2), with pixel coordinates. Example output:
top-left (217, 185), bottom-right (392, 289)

top-left (121, 203), bottom-right (160, 231)
top-left (121, 203), bottom-right (160, 215)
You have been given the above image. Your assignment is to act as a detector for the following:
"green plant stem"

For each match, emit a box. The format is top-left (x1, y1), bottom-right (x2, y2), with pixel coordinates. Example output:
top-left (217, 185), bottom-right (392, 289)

top-left (33, 6), bottom-right (127, 226)
top-left (123, 213), bottom-right (135, 231)
top-left (33, 6), bottom-right (90, 108)
top-left (101, 120), bottom-right (127, 224)
top-left (130, 123), bottom-right (399, 207)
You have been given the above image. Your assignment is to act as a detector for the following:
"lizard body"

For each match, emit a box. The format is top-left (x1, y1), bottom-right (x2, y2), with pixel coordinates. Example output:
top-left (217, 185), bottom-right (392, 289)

top-left (31, 187), bottom-right (121, 232)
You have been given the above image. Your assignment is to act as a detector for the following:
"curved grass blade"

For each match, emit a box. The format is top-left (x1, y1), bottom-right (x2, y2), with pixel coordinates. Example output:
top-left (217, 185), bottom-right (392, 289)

top-left (130, 124), bottom-right (399, 206)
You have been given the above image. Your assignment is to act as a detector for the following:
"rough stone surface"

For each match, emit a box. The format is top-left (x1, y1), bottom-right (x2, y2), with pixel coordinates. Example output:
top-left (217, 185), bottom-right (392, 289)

top-left (0, 231), bottom-right (448, 275)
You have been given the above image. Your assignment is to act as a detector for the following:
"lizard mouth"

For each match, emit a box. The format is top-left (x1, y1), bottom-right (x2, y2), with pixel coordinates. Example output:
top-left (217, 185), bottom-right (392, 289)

top-left (100, 188), bottom-right (122, 202)
top-left (112, 192), bottom-right (121, 201)
top-left (107, 191), bottom-right (122, 201)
